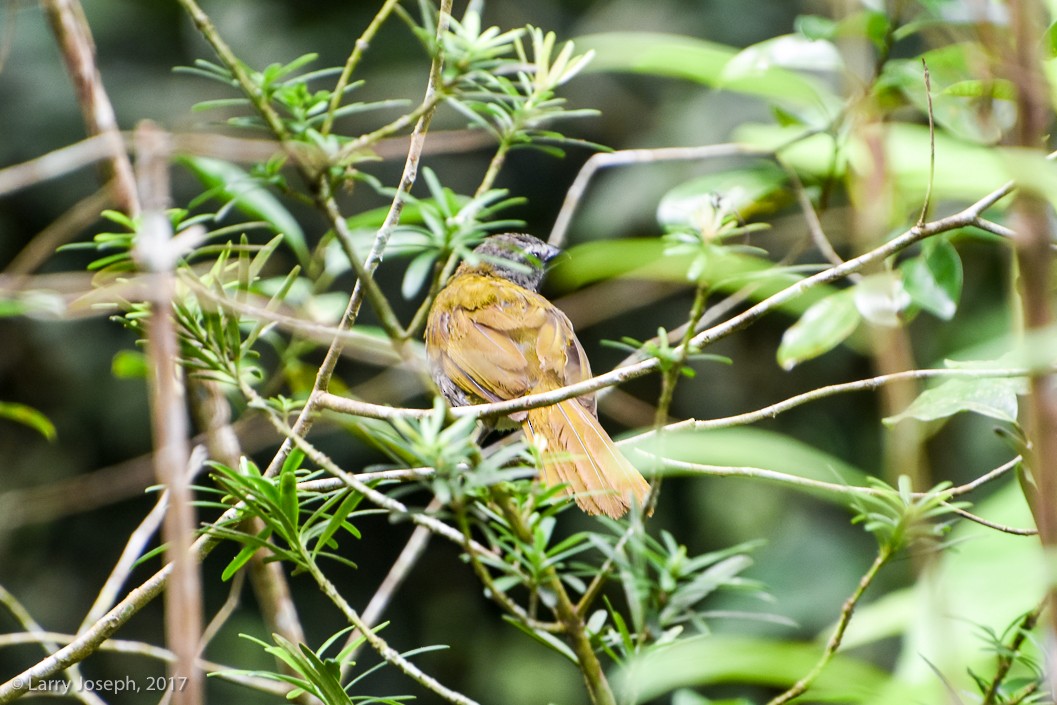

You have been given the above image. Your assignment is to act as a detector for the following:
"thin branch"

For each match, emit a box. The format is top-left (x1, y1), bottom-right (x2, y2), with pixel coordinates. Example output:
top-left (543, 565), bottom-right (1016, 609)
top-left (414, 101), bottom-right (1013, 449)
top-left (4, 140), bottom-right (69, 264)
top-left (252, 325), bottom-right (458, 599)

top-left (651, 456), bottom-right (886, 498)
top-left (779, 156), bottom-right (848, 272)
top-left (199, 570), bottom-right (245, 650)
top-left (655, 367), bottom-right (1041, 434)
top-left (77, 484), bottom-right (170, 630)
top-left (263, 0), bottom-right (453, 479)
top-left (917, 58), bottom-right (936, 227)
top-left (3, 187), bottom-right (112, 277)
top-left (947, 506), bottom-right (1037, 536)
top-left (0, 133), bottom-right (121, 197)
top-left (947, 456), bottom-right (1022, 497)
top-left (175, 0), bottom-right (292, 145)
top-left (305, 560), bottom-right (479, 705)
top-left (0, 586), bottom-right (106, 705)
top-left (548, 144), bottom-right (771, 248)
top-left (340, 499), bottom-right (443, 677)
top-left (645, 454), bottom-right (1020, 504)
top-left (766, 547), bottom-right (891, 705)
top-left (972, 216), bottom-right (1019, 240)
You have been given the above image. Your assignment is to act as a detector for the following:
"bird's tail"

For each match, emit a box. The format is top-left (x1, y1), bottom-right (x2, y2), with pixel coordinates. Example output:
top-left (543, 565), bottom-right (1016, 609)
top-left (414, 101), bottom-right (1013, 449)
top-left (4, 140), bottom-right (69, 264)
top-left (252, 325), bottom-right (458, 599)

top-left (523, 399), bottom-right (650, 518)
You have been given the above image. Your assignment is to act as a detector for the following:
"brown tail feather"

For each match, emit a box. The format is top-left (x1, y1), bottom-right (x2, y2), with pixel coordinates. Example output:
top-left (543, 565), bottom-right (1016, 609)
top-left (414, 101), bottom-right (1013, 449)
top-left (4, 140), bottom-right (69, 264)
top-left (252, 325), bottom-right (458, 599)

top-left (523, 400), bottom-right (650, 518)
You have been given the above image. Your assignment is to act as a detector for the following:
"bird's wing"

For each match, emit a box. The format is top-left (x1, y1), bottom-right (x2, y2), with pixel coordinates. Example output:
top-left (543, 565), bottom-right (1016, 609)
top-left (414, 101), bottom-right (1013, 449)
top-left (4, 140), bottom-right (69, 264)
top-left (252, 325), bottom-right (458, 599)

top-left (428, 274), bottom-right (582, 405)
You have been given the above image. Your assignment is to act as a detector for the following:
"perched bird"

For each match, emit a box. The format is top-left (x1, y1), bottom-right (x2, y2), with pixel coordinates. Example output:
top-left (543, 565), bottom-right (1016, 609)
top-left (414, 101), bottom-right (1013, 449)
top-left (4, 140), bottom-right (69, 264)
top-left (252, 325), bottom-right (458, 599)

top-left (425, 232), bottom-right (650, 518)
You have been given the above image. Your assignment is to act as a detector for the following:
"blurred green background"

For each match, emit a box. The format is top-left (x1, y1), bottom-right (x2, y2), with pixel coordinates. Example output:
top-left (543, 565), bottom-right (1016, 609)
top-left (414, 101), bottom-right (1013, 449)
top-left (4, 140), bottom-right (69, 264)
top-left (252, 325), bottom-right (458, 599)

top-left (0, 1), bottom-right (1031, 703)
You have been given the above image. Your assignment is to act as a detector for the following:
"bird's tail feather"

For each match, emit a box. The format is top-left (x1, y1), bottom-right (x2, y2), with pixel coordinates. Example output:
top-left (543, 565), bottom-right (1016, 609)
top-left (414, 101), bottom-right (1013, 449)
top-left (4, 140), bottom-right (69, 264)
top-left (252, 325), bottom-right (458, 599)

top-left (524, 400), bottom-right (650, 518)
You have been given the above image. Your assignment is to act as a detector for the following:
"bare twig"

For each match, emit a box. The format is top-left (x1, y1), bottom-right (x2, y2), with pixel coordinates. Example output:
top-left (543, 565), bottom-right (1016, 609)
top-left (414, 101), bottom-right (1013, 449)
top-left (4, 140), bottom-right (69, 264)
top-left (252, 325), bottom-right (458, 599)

top-left (548, 144), bottom-right (770, 248)
top-left (917, 58), bottom-right (936, 227)
top-left (947, 506), bottom-right (1037, 536)
top-left (77, 485), bottom-right (170, 630)
top-left (640, 454), bottom-right (1019, 504)
top-left (656, 367), bottom-right (1040, 434)
top-left (2, 188), bottom-right (111, 277)
top-left (42, 0), bottom-right (137, 215)
top-left (779, 156), bottom-right (848, 271)
top-left (340, 498), bottom-right (443, 676)
top-left (305, 559), bottom-right (480, 705)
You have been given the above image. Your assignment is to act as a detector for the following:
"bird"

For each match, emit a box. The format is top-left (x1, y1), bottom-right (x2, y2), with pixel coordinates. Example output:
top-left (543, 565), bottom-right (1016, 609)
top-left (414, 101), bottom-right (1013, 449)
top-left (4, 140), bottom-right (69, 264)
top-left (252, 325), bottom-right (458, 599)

top-left (424, 232), bottom-right (650, 518)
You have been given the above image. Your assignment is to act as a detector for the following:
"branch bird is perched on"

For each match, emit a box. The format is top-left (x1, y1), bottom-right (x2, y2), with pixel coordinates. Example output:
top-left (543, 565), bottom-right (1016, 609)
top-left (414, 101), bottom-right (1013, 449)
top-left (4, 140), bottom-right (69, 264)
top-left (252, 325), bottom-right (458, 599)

top-left (425, 232), bottom-right (650, 518)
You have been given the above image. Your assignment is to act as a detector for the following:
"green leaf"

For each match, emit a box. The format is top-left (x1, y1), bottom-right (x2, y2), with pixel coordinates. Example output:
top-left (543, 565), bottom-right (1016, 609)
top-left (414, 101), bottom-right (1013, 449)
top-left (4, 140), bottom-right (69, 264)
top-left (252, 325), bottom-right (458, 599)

top-left (402, 251), bottom-right (437, 299)
top-left (777, 290), bottom-right (861, 370)
top-left (0, 402), bottom-right (56, 441)
top-left (281, 448), bottom-right (306, 478)
top-left (794, 15), bottom-right (838, 41)
top-left (615, 635), bottom-right (891, 703)
top-left (279, 465), bottom-right (300, 530)
top-left (222, 537), bottom-right (265, 582)
top-left (901, 240), bottom-right (963, 320)
top-left (884, 376), bottom-right (1022, 427)
top-left (177, 156), bottom-right (308, 266)
top-left (312, 490), bottom-right (364, 558)
top-left (852, 272), bottom-right (911, 328)
top-left (549, 238), bottom-right (838, 318)
top-left (573, 33), bottom-right (733, 85)
top-left (575, 31), bottom-right (840, 114)
top-left (656, 161), bottom-right (790, 228)
top-left (111, 350), bottom-right (148, 379)
top-left (501, 616), bottom-right (579, 664)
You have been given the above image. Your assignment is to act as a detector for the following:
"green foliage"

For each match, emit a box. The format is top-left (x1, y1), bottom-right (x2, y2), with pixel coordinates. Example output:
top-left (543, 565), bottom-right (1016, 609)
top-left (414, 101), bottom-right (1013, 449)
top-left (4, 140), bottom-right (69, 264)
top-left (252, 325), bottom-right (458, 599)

top-left (179, 53), bottom-right (401, 147)
top-left (0, 401), bottom-right (56, 441)
top-left (442, 13), bottom-right (601, 154)
top-left (178, 156), bottom-right (309, 266)
top-left (471, 492), bottom-right (595, 606)
top-left (604, 327), bottom-right (732, 378)
top-left (387, 167), bottom-right (525, 297)
top-left (216, 627), bottom-right (432, 705)
top-left (777, 290), bottom-right (860, 370)
top-left (206, 455), bottom-right (367, 576)
top-left (850, 476), bottom-right (964, 554)
top-left (592, 524), bottom-right (766, 654)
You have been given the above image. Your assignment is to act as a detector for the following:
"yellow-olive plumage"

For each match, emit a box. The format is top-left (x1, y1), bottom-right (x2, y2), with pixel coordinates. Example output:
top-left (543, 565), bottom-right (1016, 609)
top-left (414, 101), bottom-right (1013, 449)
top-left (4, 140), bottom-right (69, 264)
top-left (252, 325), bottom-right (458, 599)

top-left (425, 233), bottom-right (650, 518)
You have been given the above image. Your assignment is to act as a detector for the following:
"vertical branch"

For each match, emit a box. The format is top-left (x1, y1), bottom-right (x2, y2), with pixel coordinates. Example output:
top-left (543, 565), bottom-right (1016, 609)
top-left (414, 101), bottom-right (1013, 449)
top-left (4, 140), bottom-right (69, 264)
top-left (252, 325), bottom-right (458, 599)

top-left (42, 0), bottom-right (137, 216)
top-left (492, 496), bottom-right (617, 705)
top-left (1006, 0), bottom-right (1057, 688)
top-left (134, 122), bottom-right (202, 705)
top-left (264, 0), bottom-right (453, 477)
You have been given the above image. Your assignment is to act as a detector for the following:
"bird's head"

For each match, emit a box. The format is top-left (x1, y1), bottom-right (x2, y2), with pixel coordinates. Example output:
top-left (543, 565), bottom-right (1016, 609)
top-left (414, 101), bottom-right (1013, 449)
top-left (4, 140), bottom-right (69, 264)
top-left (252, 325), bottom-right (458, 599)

top-left (469, 232), bottom-right (560, 292)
